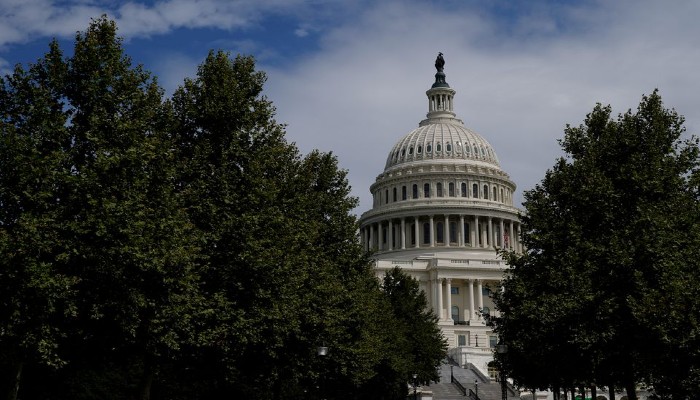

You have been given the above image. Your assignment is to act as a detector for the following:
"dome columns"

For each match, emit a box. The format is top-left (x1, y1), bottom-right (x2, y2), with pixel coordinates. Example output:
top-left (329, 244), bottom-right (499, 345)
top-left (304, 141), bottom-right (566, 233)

top-left (360, 214), bottom-right (522, 253)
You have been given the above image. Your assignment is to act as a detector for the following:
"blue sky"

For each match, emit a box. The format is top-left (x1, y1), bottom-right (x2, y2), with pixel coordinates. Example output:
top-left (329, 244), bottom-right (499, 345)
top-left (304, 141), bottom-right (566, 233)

top-left (2, 0), bottom-right (700, 214)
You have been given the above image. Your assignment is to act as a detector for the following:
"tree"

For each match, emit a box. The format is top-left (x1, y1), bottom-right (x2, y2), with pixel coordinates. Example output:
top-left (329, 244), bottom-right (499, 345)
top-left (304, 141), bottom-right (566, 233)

top-left (0, 41), bottom-right (76, 400)
top-left (1, 17), bottom-right (203, 400)
top-left (491, 91), bottom-right (700, 399)
top-left (379, 267), bottom-right (447, 395)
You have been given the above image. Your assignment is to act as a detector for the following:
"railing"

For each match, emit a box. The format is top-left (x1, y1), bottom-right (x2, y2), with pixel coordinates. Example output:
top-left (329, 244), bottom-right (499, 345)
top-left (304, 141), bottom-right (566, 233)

top-left (451, 373), bottom-right (467, 396)
top-left (468, 389), bottom-right (479, 400)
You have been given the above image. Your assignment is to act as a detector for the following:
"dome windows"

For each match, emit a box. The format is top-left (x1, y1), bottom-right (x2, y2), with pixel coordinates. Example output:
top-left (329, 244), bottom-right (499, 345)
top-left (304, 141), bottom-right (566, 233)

top-left (436, 143), bottom-right (442, 152)
top-left (446, 142), bottom-right (452, 152)
top-left (409, 146), bottom-right (414, 155)
top-left (418, 145), bottom-right (422, 154)
top-left (426, 144), bottom-right (432, 153)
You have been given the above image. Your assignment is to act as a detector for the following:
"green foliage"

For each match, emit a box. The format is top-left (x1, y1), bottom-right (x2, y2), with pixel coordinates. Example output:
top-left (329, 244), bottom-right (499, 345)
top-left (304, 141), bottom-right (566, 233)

top-left (0, 17), bottom-right (447, 400)
top-left (491, 91), bottom-right (700, 399)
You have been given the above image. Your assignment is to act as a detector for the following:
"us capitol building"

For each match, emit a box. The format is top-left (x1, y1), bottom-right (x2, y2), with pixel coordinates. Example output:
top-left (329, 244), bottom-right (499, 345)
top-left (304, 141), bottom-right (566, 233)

top-left (358, 53), bottom-right (522, 378)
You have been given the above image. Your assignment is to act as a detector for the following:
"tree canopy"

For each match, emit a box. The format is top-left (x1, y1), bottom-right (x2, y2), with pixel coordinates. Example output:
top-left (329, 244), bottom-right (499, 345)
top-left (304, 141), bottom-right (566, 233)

top-left (0, 17), bottom-right (446, 400)
top-left (491, 91), bottom-right (700, 400)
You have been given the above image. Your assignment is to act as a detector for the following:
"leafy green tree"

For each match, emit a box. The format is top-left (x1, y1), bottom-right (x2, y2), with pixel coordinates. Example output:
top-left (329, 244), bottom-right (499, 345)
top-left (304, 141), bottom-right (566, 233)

top-left (1, 17), bottom-right (203, 400)
top-left (492, 91), bottom-right (700, 400)
top-left (0, 42), bottom-right (76, 400)
top-left (378, 267), bottom-right (447, 396)
top-left (61, 18), bottom-right (202, 400)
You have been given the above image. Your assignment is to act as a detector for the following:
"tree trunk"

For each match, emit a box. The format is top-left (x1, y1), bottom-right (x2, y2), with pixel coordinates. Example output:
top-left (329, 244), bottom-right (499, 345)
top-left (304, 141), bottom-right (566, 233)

top-left (624, 381), bottom-right (637, 400)
top-left (138, 356), bottom-right (155, 400)
top-left (608, 384), bottom-right (615, 400)
top-left (5, 361), bottom-right (23, 400)
top-left (591, 384), bottom-right (596, 400)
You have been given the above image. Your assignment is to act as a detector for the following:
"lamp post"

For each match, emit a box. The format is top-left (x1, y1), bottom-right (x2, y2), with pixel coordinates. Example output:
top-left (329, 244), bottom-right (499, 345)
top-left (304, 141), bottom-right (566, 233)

top-left (317, 346), bottom-right (328, 400)
top-left (475, 380), bottom-right (479, 399)
top-left (412, 373), bottom-right (418, 400)
top-left (496, 344), bottom-right (508, 400)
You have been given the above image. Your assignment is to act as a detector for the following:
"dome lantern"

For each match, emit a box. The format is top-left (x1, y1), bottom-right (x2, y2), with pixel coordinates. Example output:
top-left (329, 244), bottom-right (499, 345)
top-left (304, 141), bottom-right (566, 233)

top-left (425, 52), bottom-right (457, 121)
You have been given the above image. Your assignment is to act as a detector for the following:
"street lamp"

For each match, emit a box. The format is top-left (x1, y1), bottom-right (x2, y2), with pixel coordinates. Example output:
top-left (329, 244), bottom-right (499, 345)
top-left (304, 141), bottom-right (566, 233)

top-left (317, 346), bottom-right (328, 400)
top-left (475, 380), bottom-right (479, 399)
top-left (496, 344), bottom-right (508, 400)
top-left (412, 373), bottom-right (418, 400)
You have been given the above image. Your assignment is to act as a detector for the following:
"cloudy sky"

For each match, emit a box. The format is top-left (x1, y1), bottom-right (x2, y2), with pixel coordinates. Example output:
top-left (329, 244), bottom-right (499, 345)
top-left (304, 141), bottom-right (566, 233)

top-left (2, 0), bottom-right (699, 214)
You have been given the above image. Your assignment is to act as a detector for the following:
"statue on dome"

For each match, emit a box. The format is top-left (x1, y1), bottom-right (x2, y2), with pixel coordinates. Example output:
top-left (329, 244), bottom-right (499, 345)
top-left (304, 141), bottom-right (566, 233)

top-left (435, 52), bottom-right (445, 72)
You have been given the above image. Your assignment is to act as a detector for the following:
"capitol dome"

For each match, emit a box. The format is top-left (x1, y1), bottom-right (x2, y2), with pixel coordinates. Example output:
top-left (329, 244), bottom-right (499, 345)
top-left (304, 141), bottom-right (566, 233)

top-left (384, 120), bottom-right (500, 171)
top-left (358, 53), bottom-right (522, 377)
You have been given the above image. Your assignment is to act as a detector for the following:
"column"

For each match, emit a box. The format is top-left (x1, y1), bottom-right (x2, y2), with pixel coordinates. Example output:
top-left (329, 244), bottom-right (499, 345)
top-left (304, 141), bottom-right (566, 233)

top-left (444, 215), bottom-right (450, 247)
top-left (467, 279), bottom-right (475, 321)
top-left (477, 280), bottom-right (484, 319)
top-left (401, 218), bottom-right (406, 249)
top-left (499, 219), bottom-right (505, 248)
top-left (378, 222), bottom-right (383, 251)
top-left (388, 220), bottom-right (393, 251)
top-left (472, 215), bottom-right (478, 247)
top-left (414, 216), bottom-right (420, 248)
top-left (459, 215), bottom-right (465, 247)
top-left (446, 279), bottom-right (452, 321)
top-left (368, 224), bottom-right (374, 250)
top-left (509, 220), bottom-right (514, 250)
top-left (437, 277), bottom-right (443, 320)
top-left (429, 215), bottom-right (435, 247)
top-left (487, 217), bottom-right (493, 248)
top-left (481, 218), bottom-right (488, 248)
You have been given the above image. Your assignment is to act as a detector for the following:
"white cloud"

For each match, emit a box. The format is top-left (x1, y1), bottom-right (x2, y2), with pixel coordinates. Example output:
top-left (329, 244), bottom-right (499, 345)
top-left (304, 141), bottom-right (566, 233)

top-left (263, 0), bottom-right (700, 214)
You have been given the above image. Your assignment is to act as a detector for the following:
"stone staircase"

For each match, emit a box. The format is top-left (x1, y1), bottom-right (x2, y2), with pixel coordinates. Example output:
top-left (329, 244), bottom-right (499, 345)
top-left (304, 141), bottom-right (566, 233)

top-left (422, 359), bottom-right (518, 400)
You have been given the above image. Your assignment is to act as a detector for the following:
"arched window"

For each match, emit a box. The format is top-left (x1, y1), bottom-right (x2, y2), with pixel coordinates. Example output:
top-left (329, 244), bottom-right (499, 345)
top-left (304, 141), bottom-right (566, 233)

top-left (446, 142), bottom-right (452, 152)
top-left (500, 188), bottom-right (504, 203)
top-left (426, 143), bottom-right (432, 153)
top-left (461, 182), bottom-right (467, 197)
top-left (424, 183), bottom-right (430, 198)
top-left (402, 186), bottom-right (407, 201)
top-left (409, 146), bottom-right (414, 155)
top-left (483, 185), bottom-right (489, 199)
top-left (392, 187), bottom-right (397, 202)
top-left (493, 186), bottom-right (497, 201)
top-left (401, 148), bottom-right (406, 158)
top-left (449, 182), bottom-right (455, 197)
top-left (423, 223), bottom-right (430, 244)
top-left (436, 143), bottom-right (442, 152)
top-left (451, 306), bottom-right (460, 322)
top-left (436, 222), bottom-right (444, 243)
top-left (412, 184), bottom-right (418, 199)
top-left (472, 183), bottom-right (478, 198)
top-left (417, 145), bottom-right (422, 154)
top-left (436, 182), bottom-right (443, 197)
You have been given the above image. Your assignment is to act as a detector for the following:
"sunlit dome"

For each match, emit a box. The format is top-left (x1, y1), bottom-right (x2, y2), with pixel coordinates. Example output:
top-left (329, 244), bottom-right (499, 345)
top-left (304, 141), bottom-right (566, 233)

top-left (384, 122), bottom-right (500, 170)
top-left (383, 54), bottom-right (500, 171)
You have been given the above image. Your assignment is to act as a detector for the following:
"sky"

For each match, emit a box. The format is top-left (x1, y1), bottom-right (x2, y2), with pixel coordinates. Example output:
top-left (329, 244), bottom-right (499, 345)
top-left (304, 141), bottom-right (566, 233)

top-left (2, 0), bottom-right (700, 215)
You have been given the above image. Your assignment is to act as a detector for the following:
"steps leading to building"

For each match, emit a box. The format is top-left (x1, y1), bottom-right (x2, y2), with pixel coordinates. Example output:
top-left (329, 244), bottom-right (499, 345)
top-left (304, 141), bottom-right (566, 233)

top-left (424, 359), bottom-right (518, 400)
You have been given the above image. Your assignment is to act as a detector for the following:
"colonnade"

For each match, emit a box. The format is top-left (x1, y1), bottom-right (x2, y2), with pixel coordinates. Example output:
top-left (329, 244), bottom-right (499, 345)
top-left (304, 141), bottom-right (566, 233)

top-left (361, 214), bottom-right (521, 253)
top-left (426, 277), bottom-right (490, 323)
